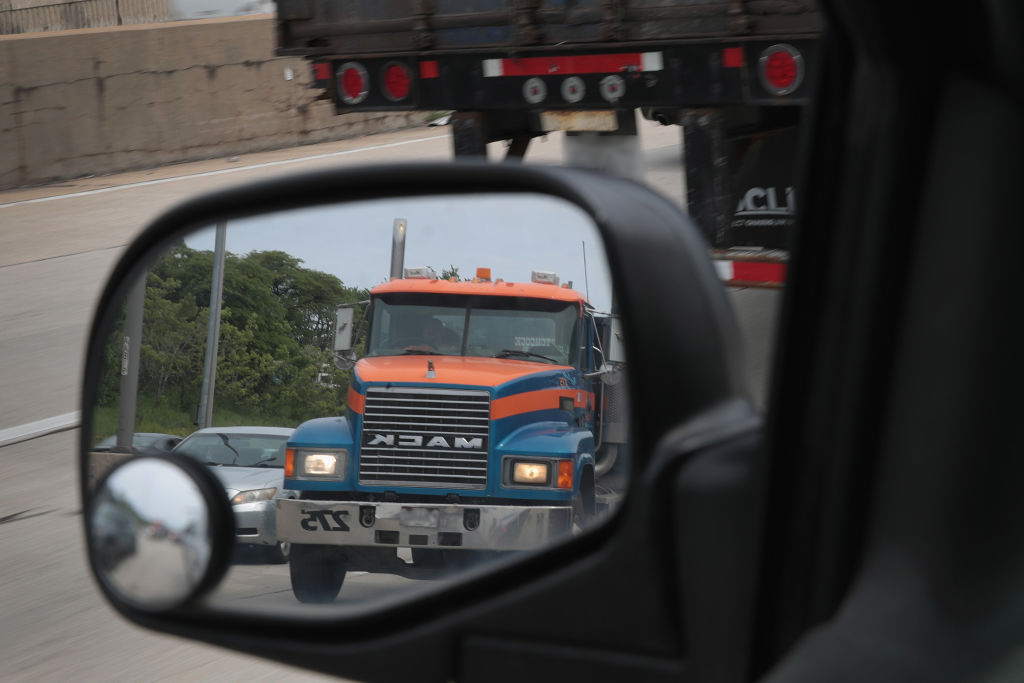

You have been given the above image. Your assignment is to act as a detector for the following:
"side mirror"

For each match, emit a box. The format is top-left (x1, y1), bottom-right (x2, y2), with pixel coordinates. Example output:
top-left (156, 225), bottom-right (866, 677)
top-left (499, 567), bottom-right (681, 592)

top-left (333, 304), bottom-right (355, 367)
top-left (80, 162), bottom-right (755, 681)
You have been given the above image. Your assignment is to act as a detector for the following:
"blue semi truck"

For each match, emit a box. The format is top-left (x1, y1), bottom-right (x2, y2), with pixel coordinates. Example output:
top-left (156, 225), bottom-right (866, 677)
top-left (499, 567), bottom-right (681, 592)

top-left (276, 264), bottom-right (626, 603)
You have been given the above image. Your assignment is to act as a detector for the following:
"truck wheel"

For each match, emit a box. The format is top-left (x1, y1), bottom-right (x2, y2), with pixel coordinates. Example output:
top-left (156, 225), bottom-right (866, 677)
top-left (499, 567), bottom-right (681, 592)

top-left (572, 490), bottom-right (595, 535)
top-left (289, 544), bottom-right (346, 603)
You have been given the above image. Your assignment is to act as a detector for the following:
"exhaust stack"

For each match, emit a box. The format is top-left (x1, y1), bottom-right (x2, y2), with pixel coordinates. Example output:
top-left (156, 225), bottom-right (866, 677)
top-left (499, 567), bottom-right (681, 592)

top-left (390, 218), bottom-right (407, 280)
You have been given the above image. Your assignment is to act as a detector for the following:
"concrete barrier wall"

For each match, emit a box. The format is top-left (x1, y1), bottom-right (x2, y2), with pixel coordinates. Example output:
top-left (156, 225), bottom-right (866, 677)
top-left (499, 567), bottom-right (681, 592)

top-left (1, 0), bottom-right (173, 34)
top-left (0, 16), bottom-right (433, 190)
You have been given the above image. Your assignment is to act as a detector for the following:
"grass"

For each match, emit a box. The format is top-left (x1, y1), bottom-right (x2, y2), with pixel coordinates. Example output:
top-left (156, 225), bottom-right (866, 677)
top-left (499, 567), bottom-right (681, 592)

top-left (91, 394), bottom-right (301, 444)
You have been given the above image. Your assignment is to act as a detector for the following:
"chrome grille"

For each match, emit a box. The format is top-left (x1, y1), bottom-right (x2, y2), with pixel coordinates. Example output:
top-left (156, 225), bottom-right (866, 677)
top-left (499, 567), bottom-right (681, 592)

top-left (359, 387), bottom-right (490, 489)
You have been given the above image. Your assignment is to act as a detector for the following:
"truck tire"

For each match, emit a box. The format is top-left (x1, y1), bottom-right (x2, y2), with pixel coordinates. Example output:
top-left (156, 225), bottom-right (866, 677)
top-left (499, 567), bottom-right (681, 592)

top-left (572, 489), bottom-right (595, 535)
top-left (573, 467), bottom-right (597, 535)
top-left (289, 544), bottom-right (346, 603)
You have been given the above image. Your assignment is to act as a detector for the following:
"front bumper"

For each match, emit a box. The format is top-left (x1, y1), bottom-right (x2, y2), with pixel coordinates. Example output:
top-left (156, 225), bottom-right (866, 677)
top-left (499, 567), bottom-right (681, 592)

top-left (277, 499), bottom-right (572, 551)
top-left (232, 500), bottom-right (276, 546)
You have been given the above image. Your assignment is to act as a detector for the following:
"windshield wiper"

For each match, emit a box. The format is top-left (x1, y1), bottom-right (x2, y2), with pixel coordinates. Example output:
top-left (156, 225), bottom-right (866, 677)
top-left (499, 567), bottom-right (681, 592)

top-left (401, 349), bottom-right (449, 355)
top-left (494, 349), bottom-right (557, 363)
top-left (216, 433), bottom-right (241, 464)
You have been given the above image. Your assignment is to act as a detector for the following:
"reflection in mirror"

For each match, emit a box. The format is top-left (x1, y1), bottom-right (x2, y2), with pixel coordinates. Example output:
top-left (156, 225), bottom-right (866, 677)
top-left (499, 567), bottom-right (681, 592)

top-left (88, 193), bottom-right (629, 617)
top-left (90, 458), bottom-right (213, 610)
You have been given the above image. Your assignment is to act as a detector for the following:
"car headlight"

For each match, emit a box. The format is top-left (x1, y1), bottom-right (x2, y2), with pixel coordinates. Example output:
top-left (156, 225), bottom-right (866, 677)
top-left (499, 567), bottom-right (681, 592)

top-left (288, 449), bottom-right (348, 479)
top-left (511, 461), bottom-right (550, 485)
top-left (230, 487), bottom-right (277, 505)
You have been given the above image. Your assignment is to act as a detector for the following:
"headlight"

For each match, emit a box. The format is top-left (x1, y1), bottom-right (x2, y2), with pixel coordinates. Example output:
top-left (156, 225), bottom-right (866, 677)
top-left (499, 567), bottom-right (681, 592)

top-left (230, 487), bottom-right (277, 505)
top-left (294, 449), bottom-right (348, 479)
top-left (305, 453), bottom-right (337, 474)
top-left (512, 461), bottom-right (550, 485)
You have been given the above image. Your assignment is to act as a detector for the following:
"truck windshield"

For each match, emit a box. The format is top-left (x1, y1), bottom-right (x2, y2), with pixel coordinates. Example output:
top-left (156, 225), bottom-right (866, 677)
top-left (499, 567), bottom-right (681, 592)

top-left (366, 293), bottom-right (580, 365)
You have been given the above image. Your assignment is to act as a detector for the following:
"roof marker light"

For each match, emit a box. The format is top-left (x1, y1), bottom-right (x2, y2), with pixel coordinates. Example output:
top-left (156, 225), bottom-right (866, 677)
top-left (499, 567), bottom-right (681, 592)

top-left (476, 267), bottom-right (492, 281)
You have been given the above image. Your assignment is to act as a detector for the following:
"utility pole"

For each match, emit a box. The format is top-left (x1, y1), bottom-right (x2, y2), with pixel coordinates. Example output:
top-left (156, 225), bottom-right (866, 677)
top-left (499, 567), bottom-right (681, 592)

top-left (198, 223), bottom-right (227, 429)
top-left (115, 274), bottom-right (146, 452)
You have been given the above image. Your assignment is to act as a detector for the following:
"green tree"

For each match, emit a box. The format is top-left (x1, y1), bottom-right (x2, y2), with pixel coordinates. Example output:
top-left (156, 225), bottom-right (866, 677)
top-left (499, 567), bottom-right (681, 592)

top-left (116, 244), bottom-right (367, 428)
top-left (138, 273), bottom-right (206, 407)
top-left (439, 264), bottom-right (463, 281)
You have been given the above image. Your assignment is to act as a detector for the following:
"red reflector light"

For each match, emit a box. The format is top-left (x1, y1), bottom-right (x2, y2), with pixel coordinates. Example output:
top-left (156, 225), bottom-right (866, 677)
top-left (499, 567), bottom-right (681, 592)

top-left (722, 47), bottom-right (745, 68)
top-left (419, 60), bottom-right (440, 79)
top-left (759, 44), bottom-right (803, 96)
top-left (382, 62), bottom-right (412, 102)
top-left (338, 62), bottom-right (369, 105)
top-left (312, 61), bottom-right (331, 81)
top-left (732, 261), bottom-right (788, 285)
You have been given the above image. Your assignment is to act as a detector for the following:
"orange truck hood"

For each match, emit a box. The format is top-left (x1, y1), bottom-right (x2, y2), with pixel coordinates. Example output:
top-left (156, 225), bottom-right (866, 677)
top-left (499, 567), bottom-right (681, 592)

top-left (354, 355), bottom-right (568, 387)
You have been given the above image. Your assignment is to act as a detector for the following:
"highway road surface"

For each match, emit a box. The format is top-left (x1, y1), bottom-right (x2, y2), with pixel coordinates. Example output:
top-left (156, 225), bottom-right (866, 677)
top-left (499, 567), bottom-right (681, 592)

top-left (0, 120), bottom-right (780, 680)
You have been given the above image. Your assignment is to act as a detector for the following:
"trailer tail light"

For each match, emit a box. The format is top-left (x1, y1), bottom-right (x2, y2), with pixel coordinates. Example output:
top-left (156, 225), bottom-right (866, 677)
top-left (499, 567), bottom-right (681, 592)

top-left (338, 62), bottom-right (369, 105)
top-left (382, 61), bottom-right (412, 102)
top-left (758, 44), bottom-right (803, 96)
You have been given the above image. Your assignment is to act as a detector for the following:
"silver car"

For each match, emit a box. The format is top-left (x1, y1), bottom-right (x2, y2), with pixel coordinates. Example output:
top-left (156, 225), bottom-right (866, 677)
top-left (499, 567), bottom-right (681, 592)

top-left (172, 426), bottom-right (295, 563)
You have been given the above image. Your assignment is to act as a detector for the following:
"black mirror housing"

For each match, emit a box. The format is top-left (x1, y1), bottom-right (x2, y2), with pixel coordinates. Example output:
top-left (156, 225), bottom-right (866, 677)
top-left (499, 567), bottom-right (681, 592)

top-left (80, 161), bottom-right (758, 682)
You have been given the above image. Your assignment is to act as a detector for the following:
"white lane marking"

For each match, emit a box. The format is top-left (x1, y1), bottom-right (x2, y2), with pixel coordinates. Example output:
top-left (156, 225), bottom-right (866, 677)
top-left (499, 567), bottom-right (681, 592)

top-left (0, 134), bottom-right (449, 209)
top-left (0, 411), bottom-right (81, 448)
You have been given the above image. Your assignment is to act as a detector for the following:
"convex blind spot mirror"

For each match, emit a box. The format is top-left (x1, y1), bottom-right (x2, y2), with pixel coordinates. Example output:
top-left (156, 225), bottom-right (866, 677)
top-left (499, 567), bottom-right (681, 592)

top-left (88, 455), bottom-right (233, 611)
top-left (83, 182), bottom-right (632, 617)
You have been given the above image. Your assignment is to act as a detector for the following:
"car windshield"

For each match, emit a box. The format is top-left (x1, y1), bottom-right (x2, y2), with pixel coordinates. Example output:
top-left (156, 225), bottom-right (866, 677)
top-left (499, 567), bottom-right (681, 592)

top-left (173, 433), bottom-right (289, 467)
top-left (366, 293), bottom-right (580, 365)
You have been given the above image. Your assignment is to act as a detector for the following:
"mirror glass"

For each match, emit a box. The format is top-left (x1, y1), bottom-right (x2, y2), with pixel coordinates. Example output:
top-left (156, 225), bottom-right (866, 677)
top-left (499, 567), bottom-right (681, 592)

top-left (90, 457), bottom-right (214, 610)
top-left (87, 192), bottom-right (629, 617)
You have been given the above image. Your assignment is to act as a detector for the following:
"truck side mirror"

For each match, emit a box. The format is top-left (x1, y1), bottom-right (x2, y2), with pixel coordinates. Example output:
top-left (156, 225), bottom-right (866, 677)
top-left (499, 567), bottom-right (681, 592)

top-left (333, 304), bottom-right (356, 368)
top-left (334, 304), bottom-right (354, 353)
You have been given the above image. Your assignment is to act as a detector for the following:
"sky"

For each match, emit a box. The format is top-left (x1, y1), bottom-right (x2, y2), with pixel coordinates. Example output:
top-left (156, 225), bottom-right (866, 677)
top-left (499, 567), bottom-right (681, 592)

top-left (108, 459), bottom-right (206, 531)
top-left (185, 193), bottom-right (615, 313)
